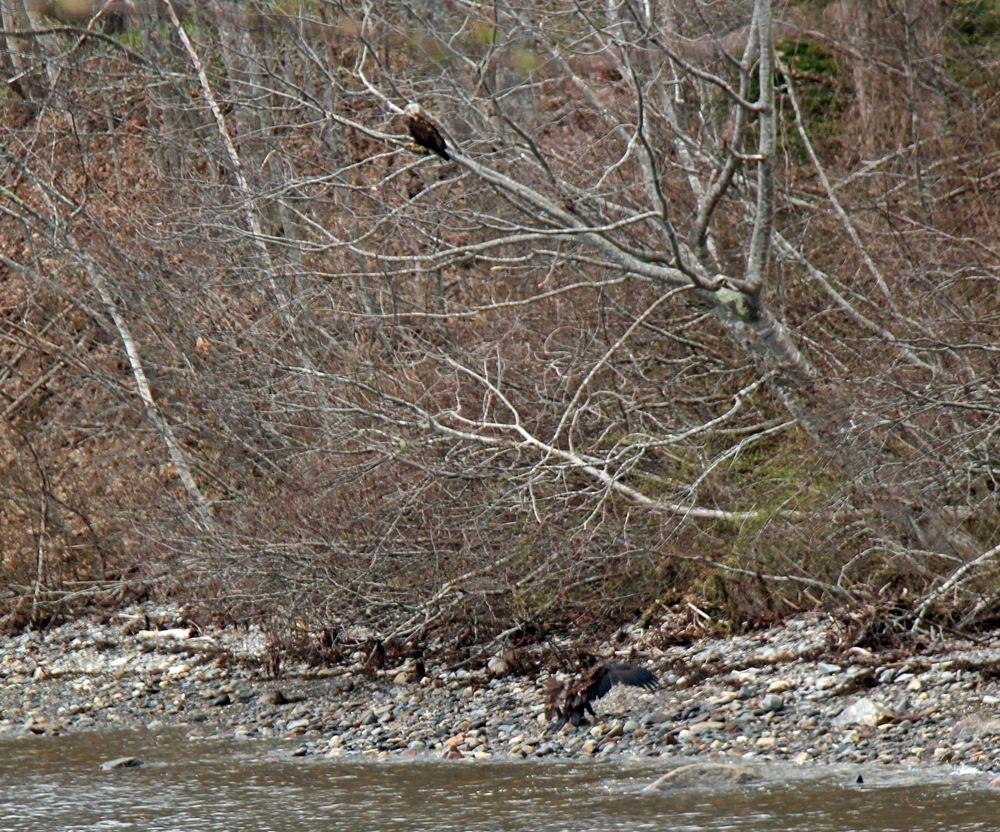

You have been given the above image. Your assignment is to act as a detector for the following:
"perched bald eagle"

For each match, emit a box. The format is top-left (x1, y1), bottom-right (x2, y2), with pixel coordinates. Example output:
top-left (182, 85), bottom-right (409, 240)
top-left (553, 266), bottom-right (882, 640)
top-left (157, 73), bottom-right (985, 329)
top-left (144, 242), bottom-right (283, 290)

top-left (544, 660), bottom-right (657, 731)
top-left (404, 103), bottom-right (450, 161)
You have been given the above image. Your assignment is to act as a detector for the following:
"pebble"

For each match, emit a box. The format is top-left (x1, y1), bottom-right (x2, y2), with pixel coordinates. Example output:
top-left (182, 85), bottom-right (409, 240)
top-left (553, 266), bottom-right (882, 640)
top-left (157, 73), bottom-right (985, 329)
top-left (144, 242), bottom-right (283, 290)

top-left (761, 695), bottom-right (784, 713)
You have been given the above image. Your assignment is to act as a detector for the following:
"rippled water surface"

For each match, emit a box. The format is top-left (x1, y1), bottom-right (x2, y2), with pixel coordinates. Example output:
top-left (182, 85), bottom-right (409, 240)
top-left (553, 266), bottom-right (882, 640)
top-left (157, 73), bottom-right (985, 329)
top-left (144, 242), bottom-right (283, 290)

top-left (1, 731), bottom-right (997, 831)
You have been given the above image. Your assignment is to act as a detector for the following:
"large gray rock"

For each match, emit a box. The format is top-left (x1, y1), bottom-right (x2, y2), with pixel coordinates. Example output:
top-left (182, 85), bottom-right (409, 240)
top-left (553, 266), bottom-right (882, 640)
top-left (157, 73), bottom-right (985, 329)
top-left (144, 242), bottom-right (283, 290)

top-left (951, 716), bottom-right (1000, 739)
top-left (644, 763), bottom-right (762, 791)
top-left (99, 757), bottom-right (144, 771)
top-left (831, 698), bottom-right (893, 728)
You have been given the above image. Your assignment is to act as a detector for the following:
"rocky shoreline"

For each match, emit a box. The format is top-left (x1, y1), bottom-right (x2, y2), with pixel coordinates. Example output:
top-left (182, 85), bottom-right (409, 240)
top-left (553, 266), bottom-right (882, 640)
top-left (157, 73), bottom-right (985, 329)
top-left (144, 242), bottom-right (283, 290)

top-left (5, 604), bottom-right (1000, 772)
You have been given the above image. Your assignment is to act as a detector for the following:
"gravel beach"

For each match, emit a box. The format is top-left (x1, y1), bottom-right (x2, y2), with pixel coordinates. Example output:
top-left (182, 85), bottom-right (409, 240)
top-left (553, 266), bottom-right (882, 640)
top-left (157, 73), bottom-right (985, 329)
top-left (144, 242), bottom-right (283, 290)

top-left (5, 605), bottom-right (1000, 771)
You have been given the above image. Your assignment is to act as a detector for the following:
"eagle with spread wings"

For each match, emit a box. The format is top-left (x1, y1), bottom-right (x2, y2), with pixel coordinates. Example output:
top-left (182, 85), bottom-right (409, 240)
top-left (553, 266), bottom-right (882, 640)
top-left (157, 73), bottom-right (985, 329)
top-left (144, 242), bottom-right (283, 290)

top-left (544, 660), bottom-right (657, 731)
top-left (403, 103), bottom-right (450, 161)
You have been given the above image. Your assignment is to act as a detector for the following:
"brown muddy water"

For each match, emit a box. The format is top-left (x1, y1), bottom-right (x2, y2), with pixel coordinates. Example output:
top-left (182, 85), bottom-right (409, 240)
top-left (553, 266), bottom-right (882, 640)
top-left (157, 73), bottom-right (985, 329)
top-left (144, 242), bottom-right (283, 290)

top-left (0, 731), bottom-right (997, 831)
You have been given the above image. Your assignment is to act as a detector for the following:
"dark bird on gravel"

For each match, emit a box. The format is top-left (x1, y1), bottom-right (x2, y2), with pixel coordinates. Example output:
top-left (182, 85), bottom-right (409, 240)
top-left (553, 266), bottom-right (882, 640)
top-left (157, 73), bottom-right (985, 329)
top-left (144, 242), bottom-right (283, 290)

top-left (544, 661), bottom-right (657, 731)
top-left (403, 102), bottom-right (450, 160)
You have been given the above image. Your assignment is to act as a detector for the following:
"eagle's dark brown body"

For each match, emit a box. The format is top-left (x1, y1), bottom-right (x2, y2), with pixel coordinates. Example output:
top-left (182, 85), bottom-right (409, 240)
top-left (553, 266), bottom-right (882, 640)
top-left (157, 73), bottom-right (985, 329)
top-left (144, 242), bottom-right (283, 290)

top-left (404, 103), bottom-right (450, 160)
top-left (544, 661), bottom-right (657, 731)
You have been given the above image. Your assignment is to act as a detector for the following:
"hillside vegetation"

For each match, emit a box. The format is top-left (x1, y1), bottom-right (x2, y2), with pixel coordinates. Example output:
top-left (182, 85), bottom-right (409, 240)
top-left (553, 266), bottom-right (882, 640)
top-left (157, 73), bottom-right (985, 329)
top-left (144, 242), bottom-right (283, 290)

top-left (1, 0), bottom-right (999, 658)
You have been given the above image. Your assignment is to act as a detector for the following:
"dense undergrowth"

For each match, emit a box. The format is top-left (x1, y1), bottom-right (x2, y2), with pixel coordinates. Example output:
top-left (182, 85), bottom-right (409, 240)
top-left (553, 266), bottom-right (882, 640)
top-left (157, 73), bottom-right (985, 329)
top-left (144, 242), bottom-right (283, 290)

top-left (0, 0), bottom-right (998, 658)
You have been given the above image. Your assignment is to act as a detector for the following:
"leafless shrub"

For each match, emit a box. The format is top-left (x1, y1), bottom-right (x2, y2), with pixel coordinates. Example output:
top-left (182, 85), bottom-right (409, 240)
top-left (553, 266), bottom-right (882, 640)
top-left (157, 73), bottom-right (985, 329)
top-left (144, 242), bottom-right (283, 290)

top-left (0, 0), bottom-right (997, 646)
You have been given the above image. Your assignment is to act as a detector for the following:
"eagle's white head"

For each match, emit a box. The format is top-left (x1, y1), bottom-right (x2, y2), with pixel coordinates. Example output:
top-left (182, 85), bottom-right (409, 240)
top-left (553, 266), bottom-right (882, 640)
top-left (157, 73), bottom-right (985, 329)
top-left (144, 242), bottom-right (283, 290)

top-left (403, 102), bottom-right (424, 119)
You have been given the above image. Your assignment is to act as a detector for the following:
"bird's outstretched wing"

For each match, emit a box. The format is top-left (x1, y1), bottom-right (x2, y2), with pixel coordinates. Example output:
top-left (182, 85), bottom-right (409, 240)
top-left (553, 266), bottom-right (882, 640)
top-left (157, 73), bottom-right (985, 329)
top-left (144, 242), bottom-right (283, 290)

top-left (544, 660), bottom-right (656, 731)
top-left (582, 661), bottom-right (657, 704)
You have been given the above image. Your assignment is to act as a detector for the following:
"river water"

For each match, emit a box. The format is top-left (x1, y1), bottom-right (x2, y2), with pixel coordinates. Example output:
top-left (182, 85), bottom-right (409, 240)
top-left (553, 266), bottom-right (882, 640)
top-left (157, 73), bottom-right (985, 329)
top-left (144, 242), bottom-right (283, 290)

top-left (0, 730), bottom-right (997, 831)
